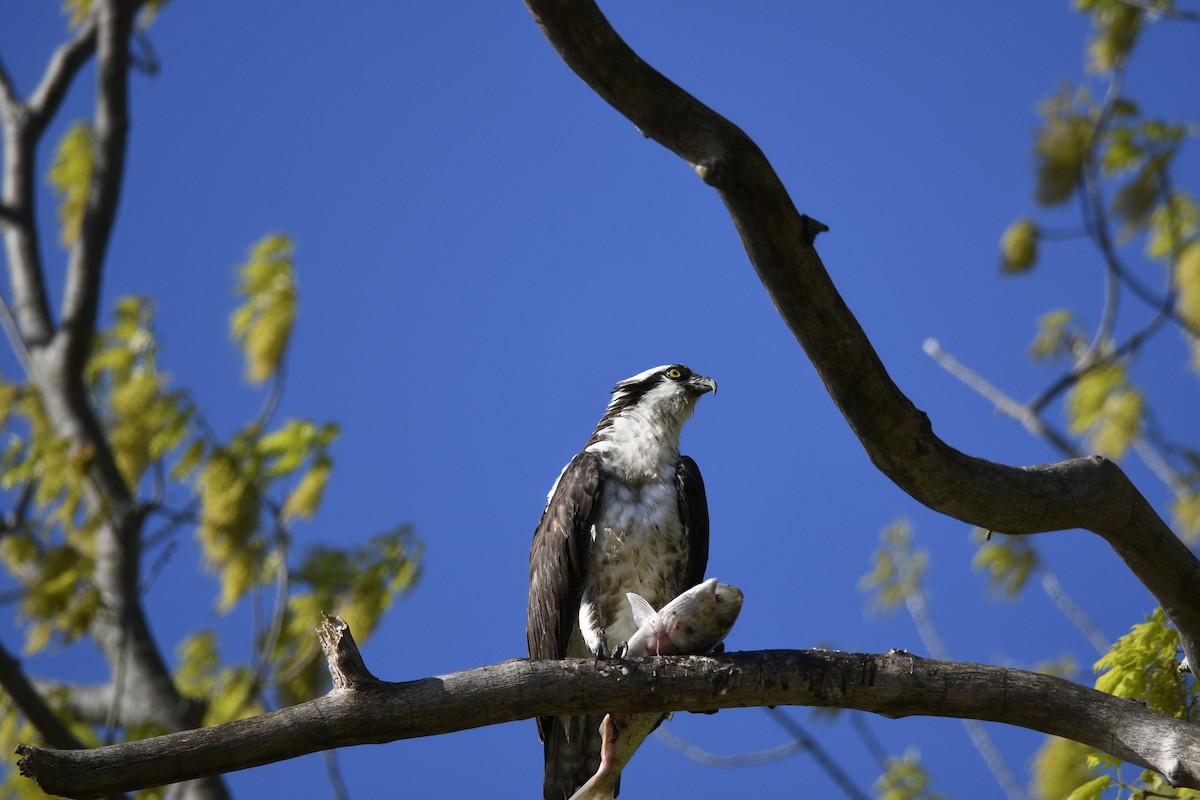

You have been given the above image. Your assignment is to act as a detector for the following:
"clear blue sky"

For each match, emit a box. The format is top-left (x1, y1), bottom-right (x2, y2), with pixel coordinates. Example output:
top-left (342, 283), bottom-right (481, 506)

top-left (3, 2), bottom-right (1198, 798)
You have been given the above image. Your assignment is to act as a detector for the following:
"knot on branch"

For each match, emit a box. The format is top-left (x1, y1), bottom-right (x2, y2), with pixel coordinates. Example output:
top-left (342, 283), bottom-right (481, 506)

top-left (800, 214), bottom-right (829, 245)
top-left (318, 613), bottom-right (381, 690)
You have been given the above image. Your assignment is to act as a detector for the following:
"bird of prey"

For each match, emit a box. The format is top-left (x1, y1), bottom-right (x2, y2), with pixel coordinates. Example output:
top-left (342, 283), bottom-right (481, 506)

top-left (527, 364), bottom-right (716, 800)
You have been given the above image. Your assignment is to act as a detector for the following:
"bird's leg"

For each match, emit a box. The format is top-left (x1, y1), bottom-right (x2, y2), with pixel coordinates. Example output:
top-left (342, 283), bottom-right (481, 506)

top-left (579, 591), bottom-right (612, 661)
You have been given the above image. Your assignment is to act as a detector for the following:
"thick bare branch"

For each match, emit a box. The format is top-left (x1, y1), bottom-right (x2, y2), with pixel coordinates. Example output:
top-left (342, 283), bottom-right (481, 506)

top-left (17, 649), bottom-right (1200, 798)
top-left (520, 0), bottom-right (1200, 670)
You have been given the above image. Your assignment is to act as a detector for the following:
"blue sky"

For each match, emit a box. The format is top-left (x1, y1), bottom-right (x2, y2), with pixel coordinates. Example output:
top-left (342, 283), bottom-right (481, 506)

top-left (3, 2), bottom-right (1199, 798)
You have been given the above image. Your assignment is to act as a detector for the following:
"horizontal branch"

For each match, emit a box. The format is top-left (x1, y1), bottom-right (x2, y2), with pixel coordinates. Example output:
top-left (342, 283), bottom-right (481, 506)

top-left (17, 649), bottom-right (1200, 798)
top-left (521, 0), bottom-right (1200, 670)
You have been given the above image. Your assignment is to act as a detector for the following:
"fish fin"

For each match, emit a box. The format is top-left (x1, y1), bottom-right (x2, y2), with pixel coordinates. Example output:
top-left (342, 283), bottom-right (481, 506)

top-left (626, 592), bottom-right (656, 628)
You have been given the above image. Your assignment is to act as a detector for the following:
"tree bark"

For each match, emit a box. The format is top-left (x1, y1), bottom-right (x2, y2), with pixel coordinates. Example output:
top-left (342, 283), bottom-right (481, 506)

top-left (17, 648), bottom-right (1200, 798)
top-left (521, 0), bottom-right (1200, 672)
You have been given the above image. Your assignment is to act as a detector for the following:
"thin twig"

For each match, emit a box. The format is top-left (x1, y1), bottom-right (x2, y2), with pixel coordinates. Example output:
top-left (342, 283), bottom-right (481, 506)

top-left (904, 589), bottom-right (1030, 800)
top-left (654, 725), bottom-right (807, 768)
top-left (765, 708), bottom-right (871, 800)
top-left (850, 713), bottom-right (890, 770)
top-left (1116, 0), bottom-right (1200, 23)
top-left (1039, 570), bottom-right (1111, 655)
top-left (1076, 67), bottom-right (1127, 368)
top-left (654, 710), bottom-right (871, 800)
top-left (922, 339), bottom-right (1081, 456)
top-left (323, 750), bottom-right (351, 800)
top-left (27, 17), bottom-right (99, 132)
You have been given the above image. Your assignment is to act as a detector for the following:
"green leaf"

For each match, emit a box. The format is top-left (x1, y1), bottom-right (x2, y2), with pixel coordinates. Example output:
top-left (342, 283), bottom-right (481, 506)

top-left (873, 748), bottom-right (945, 800)
top-left (1110, 153), bottom-right (1168, 241)
top-left (1147, 191), bottom-right (1199, 261)
top-left (1029, 309), bottom-right (1082, 362)
top-left (281, 457), bottom-right (332, 522)
top-left (1176, 241), bottom-right (1200, 330)
top-left (1175, 491), bottom-right (1200, 544)
top-left (1064, 775), bottom-right (1112, 800)
top-left (258, 419), bottom-right (339, 478)
top-left (1094, 608), bottom-right (1194, 718)
top-left (1065, 364), bottom-right (1141, 459)
top-left (46, 122), bottom-right (94, 247)
top-left (1000, 218), bottom-right (1039, 274)
top-left (230, 233), bottom-right (298, 385)
top-left (970, 529), bottom-right (1039, 599)
top-left (860, 519), bottom-right (927, 614)
top-left (195, 447), bottom-right (264, 611)
top-left (1034, 86), bottom-right (1095, 207)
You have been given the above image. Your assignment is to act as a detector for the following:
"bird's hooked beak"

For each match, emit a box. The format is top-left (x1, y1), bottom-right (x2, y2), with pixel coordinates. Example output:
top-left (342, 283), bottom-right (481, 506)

top-left (689, 374), bottom-right (717, 396)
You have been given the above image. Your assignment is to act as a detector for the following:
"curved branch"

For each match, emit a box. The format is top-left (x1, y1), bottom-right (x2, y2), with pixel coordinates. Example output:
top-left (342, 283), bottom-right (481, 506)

top-left (17, 649), bottom-right (1200, 798)
top-left (521, 0), bottom-right (1200, 670)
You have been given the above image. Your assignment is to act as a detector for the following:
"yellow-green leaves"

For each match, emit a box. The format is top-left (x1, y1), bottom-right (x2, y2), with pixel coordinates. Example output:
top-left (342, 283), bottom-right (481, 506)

top-left (0, 537), bottom-right (99, 654)
top-left (1031, 737), bottom-right (1101, 800)
top-left (1029, 310), bottom-right (1083, 361)
top-left (860, 519), bottom-right (926, 614)
top-left (1000, 218), bottom-right (1039, 274)
top-left (197, 445), bottom-right (264, 611)
top-left (1034, 87), bottom-right (1095, 207)
top-left (281, 456), bottom-right (331, 522)
top-left (1094, 608), bottom-right (1194, 719)
top-left (971, 529), bottom-right (1038, 599)
top-left (175, 631), bottom-right (264, 726)
top-left (47, 121), bottom-right (94, 247)
top-left (1065, 364), bottom-right (1142, 459)
top-left (1176, 491), bottom-right (1200, 544)
top-left (1175, 242), bottom-right (1200, 367)
top-left (61, 0), bottom-right (92, 29)
top-left (194, 417), bottom-right (340, 610)
top-left (1147, 191), bottom-right (1198, 261)
top-left (258, 419), bottom-right (339, 521)
top-left (873, 749), bottom-right (944, 800)
top-left (231, 234), bottom-right (297, 385)
top-left (1065, 775), bottom-right (1113, 800)
top-left (88, 297), bottom-right (195, 489)
top-left (1075, 0), bottom-right (1142, 72)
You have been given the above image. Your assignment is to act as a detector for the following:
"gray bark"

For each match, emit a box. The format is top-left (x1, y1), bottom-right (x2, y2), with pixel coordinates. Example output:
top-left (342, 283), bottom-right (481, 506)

top-left (17, 648), bottom-right (1200, 798)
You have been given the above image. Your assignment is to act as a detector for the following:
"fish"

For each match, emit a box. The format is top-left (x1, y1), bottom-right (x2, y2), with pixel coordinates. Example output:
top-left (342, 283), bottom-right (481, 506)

top-left (569, 578), bottom-right (744, 800)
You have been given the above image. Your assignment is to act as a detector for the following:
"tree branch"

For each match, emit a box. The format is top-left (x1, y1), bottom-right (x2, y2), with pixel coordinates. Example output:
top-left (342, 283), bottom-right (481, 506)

top-left (59, 0), bottom-right (131, 381)
top-left (0, 641), bottom-right (88, 751)
top-left (17, 649), bottom-right (1200, 798)
top-left (520, 0), bottom-right (1200, 671)
top-left (27, 18), bottom-right (99, 135)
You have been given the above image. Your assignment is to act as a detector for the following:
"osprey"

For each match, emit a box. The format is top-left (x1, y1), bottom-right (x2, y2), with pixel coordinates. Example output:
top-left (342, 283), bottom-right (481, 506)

top-left (527, 364), bottom-right (716, 800)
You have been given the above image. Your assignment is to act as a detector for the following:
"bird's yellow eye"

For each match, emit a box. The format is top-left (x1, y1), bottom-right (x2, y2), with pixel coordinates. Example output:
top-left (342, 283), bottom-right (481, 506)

top-left (666, 367), bottom-right (683, 380)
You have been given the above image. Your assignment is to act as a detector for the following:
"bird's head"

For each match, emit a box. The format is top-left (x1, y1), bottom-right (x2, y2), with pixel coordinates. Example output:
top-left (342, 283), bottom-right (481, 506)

top-left (611, 364), bottom-right (716, 408)
top-left (590, 364), bottom-right (716, 448)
